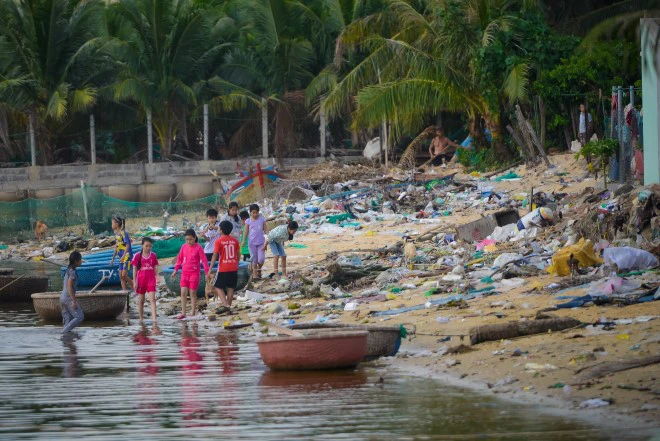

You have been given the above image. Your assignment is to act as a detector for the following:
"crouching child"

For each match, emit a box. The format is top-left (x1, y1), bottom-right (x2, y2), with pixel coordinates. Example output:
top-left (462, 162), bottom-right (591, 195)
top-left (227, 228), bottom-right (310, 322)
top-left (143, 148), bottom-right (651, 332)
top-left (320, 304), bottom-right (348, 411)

top-left (266, 221), bottom-right (298, 278)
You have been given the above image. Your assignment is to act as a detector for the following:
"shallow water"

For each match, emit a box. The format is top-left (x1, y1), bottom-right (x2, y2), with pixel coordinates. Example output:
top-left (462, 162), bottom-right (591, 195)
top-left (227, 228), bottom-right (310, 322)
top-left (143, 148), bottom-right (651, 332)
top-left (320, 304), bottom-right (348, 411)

top-left (0, 306), bottom-right (658, 441)
top-left (1, 262), bottom-right (658, 440)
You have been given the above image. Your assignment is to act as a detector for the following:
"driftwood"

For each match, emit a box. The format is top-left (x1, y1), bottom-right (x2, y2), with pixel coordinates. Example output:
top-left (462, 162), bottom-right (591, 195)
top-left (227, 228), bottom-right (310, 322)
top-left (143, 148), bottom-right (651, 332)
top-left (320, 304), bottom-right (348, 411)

top-left (321, 263), bottom-right (389, 286)
top-left (525, 120), bottom-right (552, 167)
top-left (506, 125), bottom-right (531, 165)
top-left (576, 355), bottom-right (660, 381)
top-left (416, 225), bottom-right (447, 242)
top-left (470, 317), bottom-right (582, 345)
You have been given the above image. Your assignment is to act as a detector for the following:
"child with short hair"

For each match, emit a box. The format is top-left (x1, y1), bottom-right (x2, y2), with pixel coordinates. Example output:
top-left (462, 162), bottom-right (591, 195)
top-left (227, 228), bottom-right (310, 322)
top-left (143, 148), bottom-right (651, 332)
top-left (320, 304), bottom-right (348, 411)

top-left (111, 216), bottom-right (135, 291)
top-left (220, 202), bottom-right (242, 242)
top-left (172, 229), bottom-right (209, 319)
top-left (239, 210), bottom-right (250, 261)
top-left (61, 251), bottom-right (84, 333)
top-left (201, 208), bottom-right (220, 262)
top-left (206, 220), bottom-right (240, 313)
top-left (266, 221), bottom-right (298, 278)
top-left (131, 237), bottom-right (159, 323)
top-left (243, 204), bottom-right (267, 279)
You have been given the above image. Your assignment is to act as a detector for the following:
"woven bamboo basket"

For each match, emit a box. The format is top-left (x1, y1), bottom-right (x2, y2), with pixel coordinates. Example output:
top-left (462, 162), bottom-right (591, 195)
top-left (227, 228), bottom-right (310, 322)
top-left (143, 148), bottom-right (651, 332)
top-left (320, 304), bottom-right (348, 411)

top-left (290, 323), bottom-right (402, 361)
top-left (31, 291), bottom-right (129, 321)
top-left (257, 331), bottom-right (368, 370)
top-left (0, 275), bottom-right (49, 302)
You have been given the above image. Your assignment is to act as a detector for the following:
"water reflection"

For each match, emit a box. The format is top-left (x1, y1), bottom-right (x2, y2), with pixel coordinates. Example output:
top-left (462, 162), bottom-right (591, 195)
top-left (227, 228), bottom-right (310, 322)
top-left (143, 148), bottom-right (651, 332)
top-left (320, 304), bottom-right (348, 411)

top-left (180, 323), bottom-right (208, 426)
top-left (61, 333), bottom-right (82, 378)
top-left (259, 369), bottom-right (368, 389)
top-left (133, 324), bottom-right (160, 417)
top-left (0, 322), bottom-right (654, 440)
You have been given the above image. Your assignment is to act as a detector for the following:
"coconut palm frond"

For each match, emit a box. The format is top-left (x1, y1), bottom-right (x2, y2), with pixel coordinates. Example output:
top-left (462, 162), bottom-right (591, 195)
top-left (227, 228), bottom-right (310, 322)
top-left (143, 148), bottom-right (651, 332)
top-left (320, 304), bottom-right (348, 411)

top-left (503, 62), bottom-right (529, 104)
top-left (70, 87), bottom-right (97, 113)
top-left (398, 125), bottom-right (437, 168)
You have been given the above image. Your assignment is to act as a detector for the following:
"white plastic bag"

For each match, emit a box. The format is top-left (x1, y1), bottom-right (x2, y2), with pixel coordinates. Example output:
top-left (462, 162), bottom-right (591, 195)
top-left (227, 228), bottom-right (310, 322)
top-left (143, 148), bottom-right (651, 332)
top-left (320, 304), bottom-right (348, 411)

top-left (603, 247), bottom-right (659, 272)
top-left (493, 253), bottom-right (523, 268)
top-left (363, 137), bottom-right (381, 159)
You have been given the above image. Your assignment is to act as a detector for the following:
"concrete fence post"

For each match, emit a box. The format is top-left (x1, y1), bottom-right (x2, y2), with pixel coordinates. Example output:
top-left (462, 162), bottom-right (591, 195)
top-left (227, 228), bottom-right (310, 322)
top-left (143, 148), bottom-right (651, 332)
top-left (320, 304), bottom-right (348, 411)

top-left (203, 103), bottom-right (209, 161)
top-left (261, 97), bottom-right (268, 159)
top-left (29, 110), bottom-right (36, 166)
top-left (147, 108), bottom-right (153, 164)
top-left (90, 113), bottom-right (96, 165)
top-left (320, 102), bottom-right (326, 158)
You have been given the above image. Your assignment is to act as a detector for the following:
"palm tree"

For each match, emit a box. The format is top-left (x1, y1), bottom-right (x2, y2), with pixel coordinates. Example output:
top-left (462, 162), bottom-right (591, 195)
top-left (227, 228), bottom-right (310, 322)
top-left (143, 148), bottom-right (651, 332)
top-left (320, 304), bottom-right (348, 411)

top-left (321, 0), bottom-right (545, 162)
top-left (106, 0), bottom-right (233, 159)
top-left (210, 0), bottom-right (321, 162)
top-left (0, 0), bottom-right (107, 164)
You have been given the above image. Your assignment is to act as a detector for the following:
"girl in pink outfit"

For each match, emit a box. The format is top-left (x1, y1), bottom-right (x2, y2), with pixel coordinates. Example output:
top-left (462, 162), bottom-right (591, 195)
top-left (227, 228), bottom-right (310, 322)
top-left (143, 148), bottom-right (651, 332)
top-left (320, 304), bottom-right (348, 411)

top-left (172, 229), bottom-right (209, 319)
top-left (131, 237), bottom-right (159, 323)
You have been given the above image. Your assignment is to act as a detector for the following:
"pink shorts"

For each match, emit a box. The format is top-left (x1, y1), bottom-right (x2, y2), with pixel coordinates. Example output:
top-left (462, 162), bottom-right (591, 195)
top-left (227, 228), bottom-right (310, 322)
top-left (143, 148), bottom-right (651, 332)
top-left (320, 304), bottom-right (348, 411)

top-left (136, 272), bottom-right (156, 295)
top-left (180, 271), bottom-right (201, 290)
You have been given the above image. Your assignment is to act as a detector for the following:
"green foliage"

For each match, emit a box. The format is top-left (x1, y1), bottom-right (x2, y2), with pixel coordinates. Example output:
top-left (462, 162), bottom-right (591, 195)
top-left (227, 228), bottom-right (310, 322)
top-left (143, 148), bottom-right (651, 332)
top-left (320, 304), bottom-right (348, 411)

top-left (535, 41), bottom-right (639, 100)
top-left (575, 138), bottom-right (618, 186)
top-left (456, 147), bottom-right (501, 172)
top-left (575, 138), bottom-right (618, 161)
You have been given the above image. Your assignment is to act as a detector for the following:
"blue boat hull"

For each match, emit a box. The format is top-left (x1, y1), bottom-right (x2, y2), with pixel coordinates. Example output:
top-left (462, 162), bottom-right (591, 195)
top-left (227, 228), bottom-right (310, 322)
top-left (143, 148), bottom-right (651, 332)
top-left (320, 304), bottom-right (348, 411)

top-left (60, 265), bottom-right (122, 287)
top-left (161, 262), bottom-right (250, 297)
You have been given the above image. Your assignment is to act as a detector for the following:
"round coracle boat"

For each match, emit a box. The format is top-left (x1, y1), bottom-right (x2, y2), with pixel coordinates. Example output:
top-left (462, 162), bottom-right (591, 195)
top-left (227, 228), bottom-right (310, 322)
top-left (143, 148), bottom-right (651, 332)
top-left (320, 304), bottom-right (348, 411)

top-left (31, 291), bottom-right (129, 321)
top-left (0, 275), bottom-right (49, 302)
top-left (289, 323), bottom-right (402, 361)
top-left (257, 330), bottom-right (368, 371)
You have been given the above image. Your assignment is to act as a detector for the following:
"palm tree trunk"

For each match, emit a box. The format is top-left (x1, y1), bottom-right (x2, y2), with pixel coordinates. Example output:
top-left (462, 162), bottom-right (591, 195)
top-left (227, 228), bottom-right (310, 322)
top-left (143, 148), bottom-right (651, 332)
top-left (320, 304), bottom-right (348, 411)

top-left (468, 112), bottom-right (486, 150)
top-left (484, 109), bottom-right (510, 160)
top-left (152, 107), bottom-right (177, 159)
top-left (28, 108), bottom-right (37, 166)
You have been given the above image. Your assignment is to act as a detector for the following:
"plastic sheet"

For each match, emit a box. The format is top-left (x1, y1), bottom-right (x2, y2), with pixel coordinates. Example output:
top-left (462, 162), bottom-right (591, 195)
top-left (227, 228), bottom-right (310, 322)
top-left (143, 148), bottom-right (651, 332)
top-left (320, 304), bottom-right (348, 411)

top-left (586, 276), bottom-right (642, 297)
top-left (547, 239), bottom-right (603, 276)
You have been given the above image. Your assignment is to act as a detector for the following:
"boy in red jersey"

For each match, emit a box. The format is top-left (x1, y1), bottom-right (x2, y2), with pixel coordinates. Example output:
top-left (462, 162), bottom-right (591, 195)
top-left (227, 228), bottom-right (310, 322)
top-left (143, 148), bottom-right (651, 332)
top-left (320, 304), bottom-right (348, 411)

top-left (207, 220), bottom-right (240, 313)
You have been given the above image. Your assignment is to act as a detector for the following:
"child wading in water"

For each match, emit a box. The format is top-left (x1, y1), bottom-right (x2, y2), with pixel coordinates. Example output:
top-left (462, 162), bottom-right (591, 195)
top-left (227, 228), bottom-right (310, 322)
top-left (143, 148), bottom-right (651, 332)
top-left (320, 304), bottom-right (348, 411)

top-left (266, 221), bottom-right (298, 278)
top-left (207, 220), bottom-right (240, 314)
top-left (243, 204), bottom-right (267, 279)
top-left (201, 208), bottom-right (220, 262)
top-left (239, 210), bottom-right (250, 261)
top-left (172, 229), bottom-right (209, 319)
top-left (220, 202), bottom-right (242, 242)
top-left (111, 216), bottom-right (135, 291)
top-left (131, 237), bottom-right (159, 323)
top-left (61, 251), bottom-right (84, 333)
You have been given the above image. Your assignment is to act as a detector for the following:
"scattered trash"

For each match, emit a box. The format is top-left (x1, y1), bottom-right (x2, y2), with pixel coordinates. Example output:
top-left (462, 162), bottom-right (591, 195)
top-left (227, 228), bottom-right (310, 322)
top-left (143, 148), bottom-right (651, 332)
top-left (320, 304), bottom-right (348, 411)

top-left (578, 398), bottom-right (611, 409)
top-left (547, 239), bottom-right (603, 276)
top-left (603, 247), bottom-right (659, 272)
top-left (524, 363), bottom-right (558, 371)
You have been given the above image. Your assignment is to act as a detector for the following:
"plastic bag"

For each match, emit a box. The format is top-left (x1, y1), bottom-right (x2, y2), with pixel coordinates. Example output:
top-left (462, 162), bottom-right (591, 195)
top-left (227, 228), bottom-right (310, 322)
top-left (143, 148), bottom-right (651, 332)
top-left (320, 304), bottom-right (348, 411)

top-left (586, 276), bottom-right (641, 297)
top-left (493, 253), bottom-right (523, 268)
top-left (547, 239), bottom-right (603, 276)
top-left (603, 247), bottom-right (659, 272)
top-left (490, 224), bottom-right (517, 242)
top-left (336, 254), bottom-right (362, 267)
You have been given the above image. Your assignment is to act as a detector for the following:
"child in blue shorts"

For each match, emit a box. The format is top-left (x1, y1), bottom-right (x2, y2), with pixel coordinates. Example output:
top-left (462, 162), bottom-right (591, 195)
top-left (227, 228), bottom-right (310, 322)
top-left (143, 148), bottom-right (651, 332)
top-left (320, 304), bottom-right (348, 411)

top-left (266, 221), bottom-right (298, 278)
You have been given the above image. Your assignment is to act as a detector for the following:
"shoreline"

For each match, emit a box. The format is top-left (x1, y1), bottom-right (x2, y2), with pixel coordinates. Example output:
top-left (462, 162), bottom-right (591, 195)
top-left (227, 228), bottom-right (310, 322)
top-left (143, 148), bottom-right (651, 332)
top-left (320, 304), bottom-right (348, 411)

top-left (3, 153), bottom-right (659, 435)
top-left (383, 346), bottom-right (660, 435)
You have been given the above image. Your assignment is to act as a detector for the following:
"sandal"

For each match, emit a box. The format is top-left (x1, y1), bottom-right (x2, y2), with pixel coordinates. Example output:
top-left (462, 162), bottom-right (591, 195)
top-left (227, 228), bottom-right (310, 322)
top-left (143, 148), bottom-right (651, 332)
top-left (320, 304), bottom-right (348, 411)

top-left (215, 306), bottom-right (230, 315)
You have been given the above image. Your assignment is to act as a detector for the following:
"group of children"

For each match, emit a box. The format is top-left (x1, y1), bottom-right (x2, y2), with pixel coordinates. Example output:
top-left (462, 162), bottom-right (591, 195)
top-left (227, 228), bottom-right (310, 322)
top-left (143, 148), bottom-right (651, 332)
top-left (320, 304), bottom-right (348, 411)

top-left (60, 205), bottom-right (300, 333)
